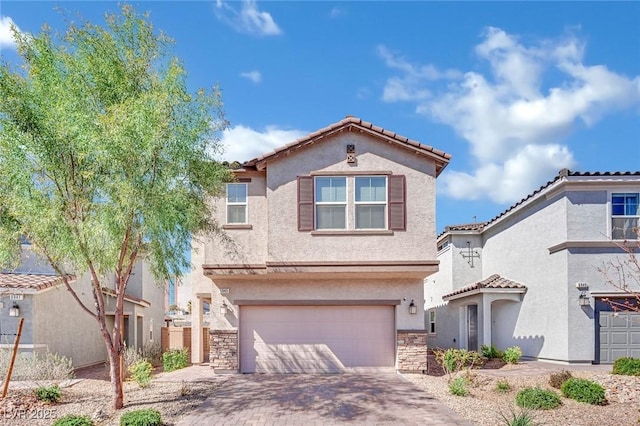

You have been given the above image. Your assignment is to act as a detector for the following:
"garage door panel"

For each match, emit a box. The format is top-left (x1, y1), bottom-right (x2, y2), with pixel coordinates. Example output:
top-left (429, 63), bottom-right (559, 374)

top-left (240, 305), bottom-right (395, 373)
top-left (599, 311), bottom-right (640, 364)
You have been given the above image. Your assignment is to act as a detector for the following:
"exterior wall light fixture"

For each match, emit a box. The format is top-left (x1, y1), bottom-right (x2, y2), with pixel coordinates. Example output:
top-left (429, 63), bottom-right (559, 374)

top-left (220, 302), bottom-right (228, 315)
top-left (9, 303), bottom-right (20, 317)
top-left (409, 300), bottom-right (417, 314)
top-left (576, 282), bottom-right (590, 306)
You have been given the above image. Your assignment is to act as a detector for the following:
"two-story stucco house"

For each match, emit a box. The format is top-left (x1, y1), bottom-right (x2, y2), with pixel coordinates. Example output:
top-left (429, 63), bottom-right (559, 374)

top-left (425, 170), bottom-right (640, 364)
top-left (0, 244), bottom-right (164, 368)
top-left (190, 116), bottom-right (451, 373)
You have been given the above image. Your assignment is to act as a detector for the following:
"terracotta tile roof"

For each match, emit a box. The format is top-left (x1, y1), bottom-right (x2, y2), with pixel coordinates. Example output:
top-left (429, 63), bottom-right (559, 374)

top-left (439, 169), bottom-right (640, 238)
top-left (243, 116), bottom-right (452, 176)
top-left (0, 273), bottom-right (74, 292)
top-left (445, 222), bottom-right (487, 232)
top-left (443, 274), bottom-right (527, 299)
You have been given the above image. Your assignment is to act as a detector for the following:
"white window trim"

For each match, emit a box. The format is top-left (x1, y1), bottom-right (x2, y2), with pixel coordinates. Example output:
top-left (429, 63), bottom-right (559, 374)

top-left (226, 183), bottom-right (248, 224)
top-left (354, 176), bottom-right (388, 230)
top-left (609, 190), bottom-right (640, 240)
top-left (315, 176), bottom-right (348, 230)
top-left (428, 309), bottom-right (436, 335)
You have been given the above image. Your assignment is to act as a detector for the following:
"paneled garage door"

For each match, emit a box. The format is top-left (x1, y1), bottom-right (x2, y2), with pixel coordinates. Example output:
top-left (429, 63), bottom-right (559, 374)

top-left (599, 311), bottom-right (640, 363)
top-left (239, 305), bottom-right (395, 373)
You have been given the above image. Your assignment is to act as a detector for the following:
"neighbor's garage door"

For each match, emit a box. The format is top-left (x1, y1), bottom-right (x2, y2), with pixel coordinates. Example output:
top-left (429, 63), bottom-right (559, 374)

top-left (599, 311), bottom-right (640, 363)
top-left (240, 305), bottom-right (395, 373)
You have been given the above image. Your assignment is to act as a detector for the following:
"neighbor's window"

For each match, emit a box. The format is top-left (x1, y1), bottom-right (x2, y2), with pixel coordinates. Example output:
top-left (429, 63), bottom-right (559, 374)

top-left (428, 310), bottom-right (436, 334)
top-left (355, 176), bottom-right (387, 229)
top-left (226, 183), bottom-right (247, 224)
top-left (315, 177), bottom-right (347, 229)
top-left (612, 193), bottom-right (639, 239)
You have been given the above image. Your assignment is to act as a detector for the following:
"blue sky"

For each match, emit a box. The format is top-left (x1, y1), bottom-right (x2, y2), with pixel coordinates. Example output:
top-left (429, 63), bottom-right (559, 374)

top-left (1, 1), bottom-right (639, 233)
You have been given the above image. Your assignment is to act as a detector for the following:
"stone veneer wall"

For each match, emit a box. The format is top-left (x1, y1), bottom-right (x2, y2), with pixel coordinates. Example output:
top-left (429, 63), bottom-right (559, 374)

top-left (396, 330), bottom-right (427, 372)
top-left (210, 329), bottom-right (238, 373)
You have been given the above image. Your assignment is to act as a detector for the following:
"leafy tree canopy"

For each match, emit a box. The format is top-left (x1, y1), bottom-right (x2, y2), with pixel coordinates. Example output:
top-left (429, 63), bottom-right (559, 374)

top-left (0, 5), bottom-right (231, 282)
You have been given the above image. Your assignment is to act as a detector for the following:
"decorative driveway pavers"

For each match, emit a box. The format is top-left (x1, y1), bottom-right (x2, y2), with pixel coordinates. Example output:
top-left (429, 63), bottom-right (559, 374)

top-left (171, 371), bottom-right (472, 425)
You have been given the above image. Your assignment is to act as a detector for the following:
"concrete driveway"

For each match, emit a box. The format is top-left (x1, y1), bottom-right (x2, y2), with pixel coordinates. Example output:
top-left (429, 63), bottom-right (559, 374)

top-left (172, 371), bottom-right (471, 425)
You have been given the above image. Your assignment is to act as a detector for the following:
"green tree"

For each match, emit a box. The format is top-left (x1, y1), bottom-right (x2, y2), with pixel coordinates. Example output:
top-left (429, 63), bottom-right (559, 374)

top-left (0, 5), bottom-right (231, 409)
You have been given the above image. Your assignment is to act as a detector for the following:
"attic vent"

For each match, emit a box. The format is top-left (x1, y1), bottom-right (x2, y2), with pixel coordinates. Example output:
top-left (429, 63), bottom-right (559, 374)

top-left (346, 144), bottom-right (356, 163)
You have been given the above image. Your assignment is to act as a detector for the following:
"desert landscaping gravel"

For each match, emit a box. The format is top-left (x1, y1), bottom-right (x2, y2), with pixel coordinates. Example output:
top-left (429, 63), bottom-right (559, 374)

top-left (0, 365), bottom-right (638, 425)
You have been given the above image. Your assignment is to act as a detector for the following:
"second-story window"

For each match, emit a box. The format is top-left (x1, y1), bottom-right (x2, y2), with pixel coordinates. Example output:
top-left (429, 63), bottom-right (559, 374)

top-left (226, 183), bottom-right (247, 224)
top-left (355, 176), bottom-right (387, 229)
top-left (315, 177), bottom-right (346, 229)
top-left (612, 193), bottom-right (639, 239)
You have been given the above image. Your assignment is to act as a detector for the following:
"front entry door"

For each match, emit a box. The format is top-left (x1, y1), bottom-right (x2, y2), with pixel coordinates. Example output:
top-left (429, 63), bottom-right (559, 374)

top-left (467, 305), bottom-right (478, 351)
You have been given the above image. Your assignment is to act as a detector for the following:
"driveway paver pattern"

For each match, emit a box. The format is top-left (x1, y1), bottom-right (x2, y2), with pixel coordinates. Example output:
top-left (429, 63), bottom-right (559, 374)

top-left (168, 370), bottom-right (472, 425)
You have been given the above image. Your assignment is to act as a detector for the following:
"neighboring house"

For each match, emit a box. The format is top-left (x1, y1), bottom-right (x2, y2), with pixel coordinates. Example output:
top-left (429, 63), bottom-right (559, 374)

top-left (190, 116), bottom-right (451, 373)
top-left (0, 244), bottom-right (164, 368)
top-left (425, 170), bottom-right (640, 364)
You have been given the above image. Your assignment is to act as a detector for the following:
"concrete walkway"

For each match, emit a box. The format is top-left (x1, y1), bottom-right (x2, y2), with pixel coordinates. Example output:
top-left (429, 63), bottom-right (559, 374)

top-left (156, 366), bottom-right (471, 425)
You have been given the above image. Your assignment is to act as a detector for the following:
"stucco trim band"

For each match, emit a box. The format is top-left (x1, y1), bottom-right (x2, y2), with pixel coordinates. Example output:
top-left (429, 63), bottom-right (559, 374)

top-left (222, 224), bottom-right (253, 230)
top-left (234, 299), bottom-right (402, 306)
top-left (548, 240), bottom-right (633, 254)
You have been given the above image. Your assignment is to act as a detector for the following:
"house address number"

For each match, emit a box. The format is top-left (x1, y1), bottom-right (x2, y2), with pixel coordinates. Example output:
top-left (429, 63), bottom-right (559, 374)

top-left (220, 288), bottom-right (230, 294)
top-left (9, 294), bottom-right (24, 301)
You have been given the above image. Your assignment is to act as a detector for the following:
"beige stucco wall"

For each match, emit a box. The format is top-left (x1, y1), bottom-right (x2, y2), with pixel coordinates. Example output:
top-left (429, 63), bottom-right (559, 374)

top-left (208, 277), bottom-right (424, 331)
top-left (202, 131), bottom-right (438, 266)
top-left (32, 280), bottom-right (106, 368)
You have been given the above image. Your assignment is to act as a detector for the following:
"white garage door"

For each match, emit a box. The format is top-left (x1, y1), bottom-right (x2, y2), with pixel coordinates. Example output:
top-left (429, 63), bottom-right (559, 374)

top-left (240, 305), bottom-right (395, 373)
top-left (600, 311), bottom-right (640, 363)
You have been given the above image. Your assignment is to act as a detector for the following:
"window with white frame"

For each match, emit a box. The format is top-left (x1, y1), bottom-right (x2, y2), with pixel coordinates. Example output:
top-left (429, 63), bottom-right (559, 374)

top-left (355, 176), bottom-right (387, 229)
top-left (226, 183), bottom-right (247, 224)
top-left (612, 193), bottom-right (639, 239)
top-left (315, 177), bottom-right (347, 229)
top-left (428, 309), bottom-right (436, 334)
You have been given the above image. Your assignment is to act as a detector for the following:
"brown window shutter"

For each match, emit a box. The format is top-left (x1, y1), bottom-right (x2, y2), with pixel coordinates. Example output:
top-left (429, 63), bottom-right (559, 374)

top-left (298, 176), bottom-right (314, 231)
top-left (388, 175), bottom-right (406, 231)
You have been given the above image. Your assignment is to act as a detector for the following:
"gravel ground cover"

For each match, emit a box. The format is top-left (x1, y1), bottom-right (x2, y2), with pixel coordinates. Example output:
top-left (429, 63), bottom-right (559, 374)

top-left (0, 362), bottom-right (638, 425)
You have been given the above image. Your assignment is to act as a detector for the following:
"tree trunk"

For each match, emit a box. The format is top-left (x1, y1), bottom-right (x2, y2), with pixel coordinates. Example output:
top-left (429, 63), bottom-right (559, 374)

top-left (106, 343), bottom-right (124, 409)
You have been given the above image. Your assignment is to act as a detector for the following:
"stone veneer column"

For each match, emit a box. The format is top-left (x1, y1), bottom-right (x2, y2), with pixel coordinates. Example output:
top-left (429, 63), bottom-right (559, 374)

top-left (396, 330), bottom-right (427, 373)
top-left (209, 329), bottom-right (239, 373)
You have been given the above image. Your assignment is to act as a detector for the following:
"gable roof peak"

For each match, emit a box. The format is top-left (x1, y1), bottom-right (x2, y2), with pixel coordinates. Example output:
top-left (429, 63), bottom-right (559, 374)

top-left (243, 116), bottom-right (451, 176)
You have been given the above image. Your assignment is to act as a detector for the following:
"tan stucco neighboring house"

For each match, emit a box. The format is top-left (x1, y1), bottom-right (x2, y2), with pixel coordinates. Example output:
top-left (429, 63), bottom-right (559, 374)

top-left (0, 245), bottom-right (165, 368)
top-left (190, 116), bottom-right (451, 373)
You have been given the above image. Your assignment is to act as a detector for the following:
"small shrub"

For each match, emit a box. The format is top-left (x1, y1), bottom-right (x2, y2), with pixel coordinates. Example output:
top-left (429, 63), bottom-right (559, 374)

top-left (481, 344), bottom-right (502, 359)
top-left (497, 407), bottom-right (535, 426)
top-left (549, 370), bottom-right (573, 389)
top-left (0, 349), bottom-right (74, 381)
top-left (53, 415), bottom-right (93, 426)
top-left (123, 345), bottom-right (144, 375)
top-left (515, 387), bottom-right (561, 410)
top-left (449, 376), bottom-right (469, 396)
top-left (120, 409), bottom-right (162, 426)
top-left (128, 359), bottom-right (153, 387)
top-left (433, 348), bottom-right (483, 377)
top-left (35, 384), bottom-right (61, 404)
top-left (561, 378), bottom-right (607, 405)
top-left (496, 379), bottom-right (511, 393)
top-left (612, 357), bottom-right (640, 376)
top-left (503, 346), bottom-right (522, 364)
top-left (143, 341), bottom-right (162, 367)
top-left (162, 348), bottom-right (189, 372)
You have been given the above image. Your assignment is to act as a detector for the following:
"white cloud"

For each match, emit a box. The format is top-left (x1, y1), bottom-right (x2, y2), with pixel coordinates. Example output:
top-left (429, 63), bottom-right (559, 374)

top-left (380, 28), bottom-right (640, 204)
top-left (218, 125), bottom-right (307, 162)
top-left (240, 70), bottom-right (262, 84)
top-left (0, 16), bottom-right (19, 49)
top-left (377, 45), bottom-right (462, 102)
top-left (215, 0), bottom-right (282, 37)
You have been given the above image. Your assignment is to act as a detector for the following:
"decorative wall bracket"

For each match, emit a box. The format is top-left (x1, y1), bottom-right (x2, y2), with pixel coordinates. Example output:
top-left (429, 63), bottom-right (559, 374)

top-left (460, 241), bottom-right (480, 267)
